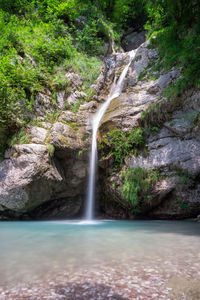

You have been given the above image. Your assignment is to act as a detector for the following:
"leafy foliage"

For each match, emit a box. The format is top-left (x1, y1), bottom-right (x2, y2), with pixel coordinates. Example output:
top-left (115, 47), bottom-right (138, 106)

top-left (0, 1), bottom-right (103, 139)
top-left (146, 0), bottom-right (200, 95)
top-left (8, 128), bottom-right (32, 146)
top-left (121, 167), bottom-right (158, 210)
top-left (0, 0), bottom-right (200, 156)
top-left (106, 128), bottom-right (145, 168)
top-left (194, 113), bottom-right (200, 127)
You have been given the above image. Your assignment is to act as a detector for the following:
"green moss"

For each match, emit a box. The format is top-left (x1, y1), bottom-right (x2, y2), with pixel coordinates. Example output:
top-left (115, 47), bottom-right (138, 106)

top-left (84, 88), bottom-right (97, 102)
top-left (137, 70), bottom-right (146, 82)
top-left (77, 147), bottom-right (87, 157)
top-left (65, 121), bottom-right (78, 131)
top-left (13, 152), bottom-right (18, 158)
top-left (175, 199), bottom-right (189, 209)
top-left (81, 134), bottom-right (89, 141)
top-left (59, 135), bottom-right (68, 144)
top-left (64, 55), bottom-right (102, 89)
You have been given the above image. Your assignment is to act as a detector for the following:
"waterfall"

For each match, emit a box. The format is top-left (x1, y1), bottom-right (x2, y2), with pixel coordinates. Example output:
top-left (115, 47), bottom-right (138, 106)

top-left (85, 50), bottom-right (136, 221)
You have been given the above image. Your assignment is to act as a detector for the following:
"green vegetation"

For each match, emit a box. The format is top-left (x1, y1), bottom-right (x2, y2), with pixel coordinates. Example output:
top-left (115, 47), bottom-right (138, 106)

top-left (8, 128), bottom-right (32, 146)
top-left (105, 128), bottom-right (145, 168)
top-left (173, 167), bottom-right (195, 186)
top-left (0, 0), bottom-right (105, 137)
top-left (121, 167), bottom-right (159, 211)
top-left (0, 0), bottom-right (199, 157)
top-left (46, 143), bottom-right (55, 157)
top-left (194, 113), bottom-right (200, 127)
top-left (146, 0), bottom-right (200, 97)
top-left (63, 121), bottom-right (78, 131)
top-left (175, 199), bottom-right (188, 210)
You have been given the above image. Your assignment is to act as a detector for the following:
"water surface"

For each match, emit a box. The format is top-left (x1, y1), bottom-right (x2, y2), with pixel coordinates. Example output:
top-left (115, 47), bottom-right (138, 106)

top-left (0, 220), bottom-right (200, 290)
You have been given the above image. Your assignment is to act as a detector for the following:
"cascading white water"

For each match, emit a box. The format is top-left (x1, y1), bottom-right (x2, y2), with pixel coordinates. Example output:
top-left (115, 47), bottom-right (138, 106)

top-left (85, 50), bottom-right (136, 221)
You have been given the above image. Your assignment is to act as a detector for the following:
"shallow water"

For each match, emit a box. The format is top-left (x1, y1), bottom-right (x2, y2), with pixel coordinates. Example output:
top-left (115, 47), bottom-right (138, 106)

top-left (0, 220), bottom-right (200, 291)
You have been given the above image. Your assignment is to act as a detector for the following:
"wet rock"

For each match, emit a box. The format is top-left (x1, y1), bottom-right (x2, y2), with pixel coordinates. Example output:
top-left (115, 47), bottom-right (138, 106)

top-left (122, 31), bottom-right (146, 51)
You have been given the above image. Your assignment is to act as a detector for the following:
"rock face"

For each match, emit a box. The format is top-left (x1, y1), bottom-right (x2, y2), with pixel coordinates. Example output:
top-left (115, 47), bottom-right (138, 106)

top-left (98, 41), bottom-right (200, 219)
top-left (122, 31), bottom-right (146, 51)
top-left (0, 109), bottom-right (91, 220)
top-left (0, 39), bottom-right (200, 220)
top-left (0, 59), bottom-right (106, 220)
top-left (0, 141), bottom-right (88, 220)
top-left (101, 41), bottom-right (179, 132)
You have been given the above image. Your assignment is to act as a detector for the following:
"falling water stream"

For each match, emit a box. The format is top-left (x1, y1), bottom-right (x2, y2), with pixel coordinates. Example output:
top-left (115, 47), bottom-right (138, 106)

top-left (0, 52), bottom-right (200, 300)
top-left (85, 50), bottom-right (136, 220)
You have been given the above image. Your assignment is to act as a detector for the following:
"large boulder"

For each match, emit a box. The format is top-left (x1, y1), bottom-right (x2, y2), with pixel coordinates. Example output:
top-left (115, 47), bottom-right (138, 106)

top-left (0, 144), bottom-right (62, 217)
top-left (0, 124), bottom-right (89, 220)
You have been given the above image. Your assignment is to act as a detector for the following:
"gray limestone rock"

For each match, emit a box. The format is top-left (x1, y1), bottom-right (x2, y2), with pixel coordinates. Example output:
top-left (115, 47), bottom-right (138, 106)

top-left (57, 90), bottom-right (66, 109)
top-left (130, 41), bottom-right (158, 83)
top-left (34, 93), bottom-right (52, 115)
top-left (0, 144), bottom-right (61, 213)
top-left (67, 91), bottom-right (86, 106)
top-left (65, 72), bottom-right (83, 89)
top-left (127, 138), bottom-right (200, 176)
top-left (49, 122), bottom-right (83, 150)
top-left (29, 126), bottom-right (47, 144)
top-left (122, 31), bottom-right (146, 51)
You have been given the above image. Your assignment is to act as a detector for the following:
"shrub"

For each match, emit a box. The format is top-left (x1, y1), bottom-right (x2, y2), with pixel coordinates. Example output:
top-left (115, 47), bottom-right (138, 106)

top-left (121, 167), bottom-right (159, 210)
top-left (63, 54), bottom-right (102, 88)
top-left (107, 128), bottom-right (145, 168)
top-left (145, 0), bottom-right (200, 95)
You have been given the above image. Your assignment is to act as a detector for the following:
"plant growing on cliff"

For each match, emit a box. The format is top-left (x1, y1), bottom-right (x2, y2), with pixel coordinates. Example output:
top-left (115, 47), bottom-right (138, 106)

top-left (46, 143), bottom-right (55, 157)
top-left (8, 128), bottom-right (32, 146)
top-left (146, 0), bottom-right (200, 95)
top-left (106, 128), bottom-right (145, 168)
top-left (121, 167), bottom-right (158, 209)
top-left (194, 113), bottom-right (200, 127)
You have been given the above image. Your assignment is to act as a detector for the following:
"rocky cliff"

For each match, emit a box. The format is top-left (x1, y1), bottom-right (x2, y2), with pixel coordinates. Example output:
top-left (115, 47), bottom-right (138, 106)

top-left (0, 37), bottom-right (200, 220)
top-left (99, 40), bottom-right (200, 219)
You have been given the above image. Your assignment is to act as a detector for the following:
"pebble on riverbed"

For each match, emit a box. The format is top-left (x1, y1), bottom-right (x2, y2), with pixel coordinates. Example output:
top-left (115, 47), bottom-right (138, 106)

top-left (0, 259), bottom-right (199, 300)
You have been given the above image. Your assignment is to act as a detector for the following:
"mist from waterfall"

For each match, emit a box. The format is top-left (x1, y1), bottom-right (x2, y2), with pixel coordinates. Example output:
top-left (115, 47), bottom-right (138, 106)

top-left (84, 50), bottom-right (136, 221)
